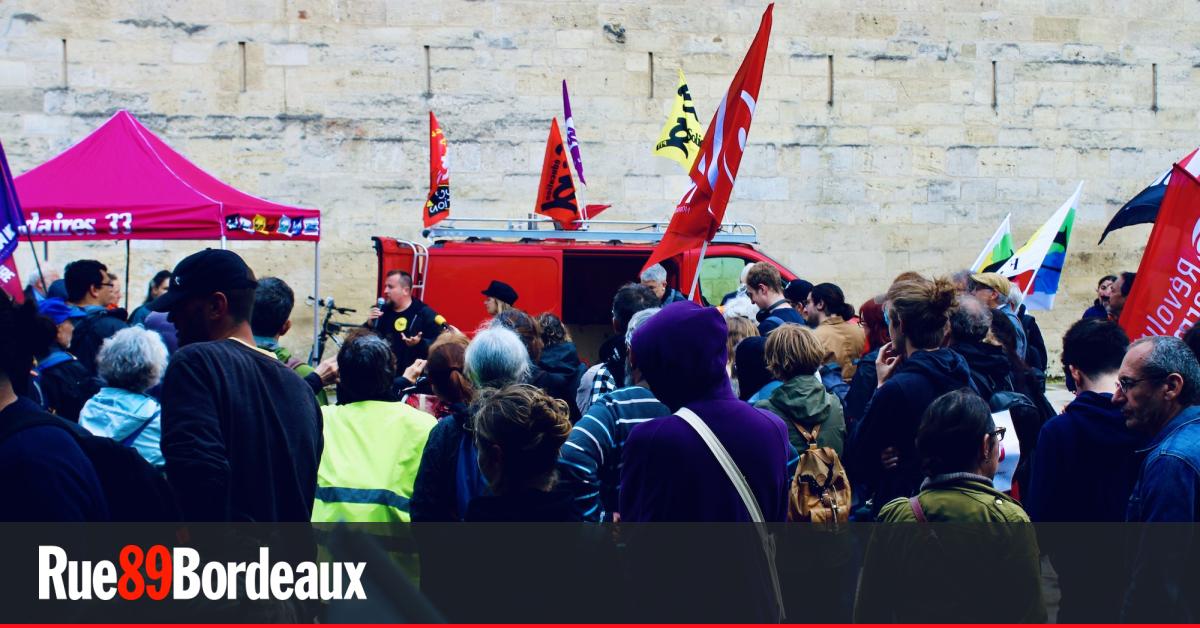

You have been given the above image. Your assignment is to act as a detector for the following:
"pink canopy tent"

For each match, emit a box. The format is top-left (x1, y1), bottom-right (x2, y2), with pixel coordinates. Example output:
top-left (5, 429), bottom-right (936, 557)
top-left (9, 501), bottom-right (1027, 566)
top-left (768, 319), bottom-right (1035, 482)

top-left (15, 110), bottom-right (320, 241)
top-left (12, 110), bottom-right (326, 359)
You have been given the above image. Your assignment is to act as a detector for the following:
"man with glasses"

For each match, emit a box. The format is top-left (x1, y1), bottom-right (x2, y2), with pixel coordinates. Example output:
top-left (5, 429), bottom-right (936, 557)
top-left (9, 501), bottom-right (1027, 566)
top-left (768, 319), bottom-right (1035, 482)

top-left (63, 259), bottom-right (128, 376)
top-left (1116, 335), bottom-right (1200, 621)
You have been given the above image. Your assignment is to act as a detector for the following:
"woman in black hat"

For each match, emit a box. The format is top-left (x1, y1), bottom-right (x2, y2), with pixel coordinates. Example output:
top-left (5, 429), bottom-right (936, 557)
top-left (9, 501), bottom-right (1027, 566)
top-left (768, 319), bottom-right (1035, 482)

top-left (482, 280), bottom-right (519, 317)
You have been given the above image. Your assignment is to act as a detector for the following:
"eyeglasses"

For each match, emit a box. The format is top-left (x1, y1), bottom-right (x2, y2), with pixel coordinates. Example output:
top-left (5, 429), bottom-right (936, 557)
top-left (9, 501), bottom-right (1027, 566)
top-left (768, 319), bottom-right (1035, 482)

top-left (990, 426), bottom-right (1007, 441)
top-left (99, 282), bottom-right (116, 288)
top-left (1117, 376), bottom-right (1162, 394)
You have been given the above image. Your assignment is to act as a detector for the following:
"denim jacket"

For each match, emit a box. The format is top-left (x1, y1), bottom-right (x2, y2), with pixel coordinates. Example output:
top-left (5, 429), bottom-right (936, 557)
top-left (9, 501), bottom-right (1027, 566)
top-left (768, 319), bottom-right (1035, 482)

top-left (1126, 404), bottom-right (1200, 523)
top-left (1122, 405), bottom-right (1200, 623)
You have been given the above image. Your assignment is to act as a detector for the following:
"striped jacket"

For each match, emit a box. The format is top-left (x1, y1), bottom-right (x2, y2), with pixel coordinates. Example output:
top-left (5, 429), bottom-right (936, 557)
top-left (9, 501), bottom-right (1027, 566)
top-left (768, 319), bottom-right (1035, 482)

top-left (557, 386), bottom-right (669, 522)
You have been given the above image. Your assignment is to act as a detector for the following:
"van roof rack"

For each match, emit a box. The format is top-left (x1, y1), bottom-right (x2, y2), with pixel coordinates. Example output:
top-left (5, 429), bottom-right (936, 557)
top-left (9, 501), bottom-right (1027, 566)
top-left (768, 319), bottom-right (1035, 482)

top-left (422, 216), bottom-right (759, 244)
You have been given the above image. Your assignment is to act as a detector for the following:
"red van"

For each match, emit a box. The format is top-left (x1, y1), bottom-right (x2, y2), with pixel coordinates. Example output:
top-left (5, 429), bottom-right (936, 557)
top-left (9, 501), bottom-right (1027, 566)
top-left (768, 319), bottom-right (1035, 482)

top-left (373, 217), bottom-right (797, 361)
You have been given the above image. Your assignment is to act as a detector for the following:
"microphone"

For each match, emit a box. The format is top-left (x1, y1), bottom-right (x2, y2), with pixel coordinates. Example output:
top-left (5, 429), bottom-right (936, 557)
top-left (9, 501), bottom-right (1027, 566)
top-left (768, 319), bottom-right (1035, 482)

top-left (374, 297), bottom-right (386, 329)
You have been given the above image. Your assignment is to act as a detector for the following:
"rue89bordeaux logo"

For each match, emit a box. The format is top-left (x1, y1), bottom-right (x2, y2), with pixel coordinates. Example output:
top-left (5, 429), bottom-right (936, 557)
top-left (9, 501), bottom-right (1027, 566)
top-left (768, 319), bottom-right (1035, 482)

top-left (39, 545), bottom-right (366, 601)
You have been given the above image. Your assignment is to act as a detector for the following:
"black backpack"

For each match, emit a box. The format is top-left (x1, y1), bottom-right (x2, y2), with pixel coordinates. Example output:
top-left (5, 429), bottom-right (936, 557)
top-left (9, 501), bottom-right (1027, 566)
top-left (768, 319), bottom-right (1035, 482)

top-left (0, 411), bottom-right (180, 522)
top-left (988, 391), bottom-right (1045, 499)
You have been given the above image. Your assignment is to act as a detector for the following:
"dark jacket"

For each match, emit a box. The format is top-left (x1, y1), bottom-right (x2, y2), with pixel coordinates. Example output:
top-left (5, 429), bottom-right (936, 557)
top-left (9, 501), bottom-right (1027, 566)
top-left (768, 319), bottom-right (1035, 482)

top-left (856, 474), bottom-right (1044, 623)
top-left (32, 349), bottom-right (101, 422)
top-left (850, 348), bottom-right (976, 511)
top-left (1028, 391), bottom-right (1142, 623)
top-left (1028, 391), bottom-right (1142, 522)
top-left (0, 397), bottom-right (110, 521)
top-left (596, 334), bottom-right (627, 391)
top-left (844, 348), bottom-right (879, 423)
top-left (1018, 306), bottom-right (1049, 373)
top-left (755, 374), bottom-right (846, 455)
top-left (128, 303), bottom-right (153, 326)
top-left (661, 287), bottom-right (688, 305)
top-left (1122, 405), bottom-right (1200, 622)
top-left (443, 491), bottom-right (620, 623)
top-left (532, 342), bottom-right (587, 421)
top-left (410, 403), bottom-right (487, 522)
top-left (465, 489), bottom-right (579, 522)
top-left (375, 298), bottom-right (444, 372)
top-left (1083, 300), bottom-right (1108, 319)
top-left (950, 340), bottom-right (1014, 401)
top-left (757, 299), bottom-right (804, 335)
top-left (68, 305), bottom-right (128, 375)
top-left (160, 339), bottom-right (323, 522)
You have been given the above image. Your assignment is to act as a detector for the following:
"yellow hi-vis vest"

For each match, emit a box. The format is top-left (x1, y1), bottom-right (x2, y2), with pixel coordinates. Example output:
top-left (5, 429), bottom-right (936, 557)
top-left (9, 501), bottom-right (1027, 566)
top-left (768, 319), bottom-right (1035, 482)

top-left (311, 400), bottom-right (437, 523)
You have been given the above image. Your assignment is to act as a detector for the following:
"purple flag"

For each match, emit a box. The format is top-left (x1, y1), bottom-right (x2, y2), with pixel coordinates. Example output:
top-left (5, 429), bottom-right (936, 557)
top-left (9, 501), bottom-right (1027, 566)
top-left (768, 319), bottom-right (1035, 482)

top-left (0, 139), bottom-right (26, 301)
top-left (562, 80), bottom-right (586, 186)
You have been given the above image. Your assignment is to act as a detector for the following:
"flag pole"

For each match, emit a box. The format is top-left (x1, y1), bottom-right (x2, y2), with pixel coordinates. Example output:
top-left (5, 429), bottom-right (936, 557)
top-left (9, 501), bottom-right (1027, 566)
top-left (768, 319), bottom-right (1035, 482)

top-left (688, 240), bottom-right (709, 301)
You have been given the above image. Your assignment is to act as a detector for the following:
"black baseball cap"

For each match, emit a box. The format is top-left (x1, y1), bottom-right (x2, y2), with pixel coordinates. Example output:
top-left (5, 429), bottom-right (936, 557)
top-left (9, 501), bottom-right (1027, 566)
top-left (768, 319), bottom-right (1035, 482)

top-left (149, 249), bottom-right (258, 312)
top-left (783, 279), bottom-right (813, 304)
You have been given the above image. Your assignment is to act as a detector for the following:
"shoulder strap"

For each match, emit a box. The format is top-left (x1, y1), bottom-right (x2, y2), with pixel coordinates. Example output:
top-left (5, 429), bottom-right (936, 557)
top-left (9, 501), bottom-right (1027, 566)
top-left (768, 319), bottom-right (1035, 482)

top-left (675, 407), bottom-right (764, 523)
top-left (794, 422), bottom-right (821, 446)
top-left (908, 495), bottom-right (928, 523)
top-left (675, 406), bottom-right (786, 620)
top-left (119, 411), bottom-right (159, 448)
top-left (37, 351), bottom-right (75, 371)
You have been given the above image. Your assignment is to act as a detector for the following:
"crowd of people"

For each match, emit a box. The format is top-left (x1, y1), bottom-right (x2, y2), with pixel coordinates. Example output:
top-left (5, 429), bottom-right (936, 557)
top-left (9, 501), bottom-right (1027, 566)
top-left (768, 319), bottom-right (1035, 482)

top-left (5, 246), bottom-right (1200, 621)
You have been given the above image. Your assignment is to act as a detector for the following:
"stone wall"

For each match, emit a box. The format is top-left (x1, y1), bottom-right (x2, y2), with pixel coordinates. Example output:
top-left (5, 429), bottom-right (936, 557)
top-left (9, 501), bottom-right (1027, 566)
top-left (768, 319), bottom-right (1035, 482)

top-left (1, 0), bottom-right (1189, 365)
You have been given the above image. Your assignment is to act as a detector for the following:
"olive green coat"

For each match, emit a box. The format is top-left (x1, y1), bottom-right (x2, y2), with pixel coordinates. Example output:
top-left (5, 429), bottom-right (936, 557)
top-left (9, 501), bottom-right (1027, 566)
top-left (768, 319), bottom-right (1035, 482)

top-left (754, 374), bottom-right (846, 455)
top-left (854, 475), bottom-right (1046, 623)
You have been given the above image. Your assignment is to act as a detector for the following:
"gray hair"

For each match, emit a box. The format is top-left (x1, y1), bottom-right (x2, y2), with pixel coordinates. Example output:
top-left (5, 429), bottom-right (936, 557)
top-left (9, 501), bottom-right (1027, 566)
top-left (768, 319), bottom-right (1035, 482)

top-left (1005, 285), bottom-right (1024, 309)
top-left (740, 263), bottom-right (753, 284)
top-left (25, 269), bottom-right (47, 289)
top-left (949, 269), bottom-right (974, 289)
top-left (723, 295), bottom-right (759, 321)
top-left (96, 326), bottom-right (169, 393)
top-left (626, 307), bottom-right (661, 347)
top-left (639, 264), bottom-right (667, 283)
top-left (336, 333), bottom-right (395, 404)
top-left (466, 326), bottom-right (531, 389)
top-left (950, 294), bottom-right (993, 343)
top-left (1133, 335), bottom-right (1200, 405)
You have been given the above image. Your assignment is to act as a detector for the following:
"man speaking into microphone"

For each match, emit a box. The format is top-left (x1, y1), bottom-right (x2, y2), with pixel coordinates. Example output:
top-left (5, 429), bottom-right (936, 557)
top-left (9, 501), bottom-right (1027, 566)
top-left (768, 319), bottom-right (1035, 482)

top-left (367, 270), bottom-right (446, 373)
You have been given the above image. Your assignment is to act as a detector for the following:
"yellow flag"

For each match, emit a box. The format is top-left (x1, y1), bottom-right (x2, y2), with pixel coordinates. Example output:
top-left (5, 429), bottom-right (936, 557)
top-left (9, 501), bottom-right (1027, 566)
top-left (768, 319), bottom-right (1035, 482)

top-left (653, 69), bottom-right (704, 171)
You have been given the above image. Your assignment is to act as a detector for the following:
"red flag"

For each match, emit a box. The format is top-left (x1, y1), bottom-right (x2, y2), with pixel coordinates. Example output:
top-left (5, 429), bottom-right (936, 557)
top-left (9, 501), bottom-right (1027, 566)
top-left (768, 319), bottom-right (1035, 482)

top-left (643, 3), bottom-right (774, 271)
top-left (0, 257), bottom-right (22, 303)
top-left (535, 118), bottom-right (580, 228)
top-left (423, 111), bottom-right (450, 228)
top-left (1120, 161), bottom-right (1200, 340)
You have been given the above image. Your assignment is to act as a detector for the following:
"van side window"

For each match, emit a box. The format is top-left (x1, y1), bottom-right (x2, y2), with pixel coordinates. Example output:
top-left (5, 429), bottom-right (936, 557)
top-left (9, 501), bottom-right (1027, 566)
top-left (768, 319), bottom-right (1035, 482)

top-left (700, 256), bottom-right (750, 305)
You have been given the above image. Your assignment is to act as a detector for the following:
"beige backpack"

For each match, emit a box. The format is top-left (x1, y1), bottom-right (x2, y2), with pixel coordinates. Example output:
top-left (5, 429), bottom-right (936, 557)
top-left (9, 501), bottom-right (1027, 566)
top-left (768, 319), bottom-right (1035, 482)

top-left (788, 423), bottom-right (852, 525)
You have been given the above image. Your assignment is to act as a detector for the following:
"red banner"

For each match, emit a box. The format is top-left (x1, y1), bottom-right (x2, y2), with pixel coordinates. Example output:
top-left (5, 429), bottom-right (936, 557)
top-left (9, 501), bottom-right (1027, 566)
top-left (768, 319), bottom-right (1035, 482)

top-left (534, 118), bottom-right (579, 229)
top-left (1120, 163), bottom-right (1200, 340)
top-left (0, 256), bottom-right (21, 303)
top-left (643, 3), bottom-right (774, 272)
top-left (424, 111), bottom-right (450, 228)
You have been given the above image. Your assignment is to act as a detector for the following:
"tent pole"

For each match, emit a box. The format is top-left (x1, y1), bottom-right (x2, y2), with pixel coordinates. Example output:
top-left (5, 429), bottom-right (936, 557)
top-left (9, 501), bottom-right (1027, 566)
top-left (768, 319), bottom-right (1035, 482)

top-left (310, 239), bottom-right (320, 365)
top-left (23, 237), bottom-right (47, 297)
top-left (220, 235), bottom-right (227, 251)
top-left (123, 240), bottom-right (130, 311)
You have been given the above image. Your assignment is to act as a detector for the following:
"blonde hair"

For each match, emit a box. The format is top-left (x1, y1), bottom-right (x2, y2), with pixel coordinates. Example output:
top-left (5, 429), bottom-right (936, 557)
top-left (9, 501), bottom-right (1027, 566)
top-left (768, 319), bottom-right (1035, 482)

top-left (764, 323), bottom-right (825, 380)
top-left (473, 384), bottom-right (571, 492)
top-left (725, 316), bottom-right (759, 365)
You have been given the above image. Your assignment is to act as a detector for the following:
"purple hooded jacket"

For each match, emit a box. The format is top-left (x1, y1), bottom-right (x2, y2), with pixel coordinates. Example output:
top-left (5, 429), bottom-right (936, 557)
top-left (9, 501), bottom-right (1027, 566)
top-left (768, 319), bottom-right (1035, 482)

top-left (620, 301), bottom-right (792, 522)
